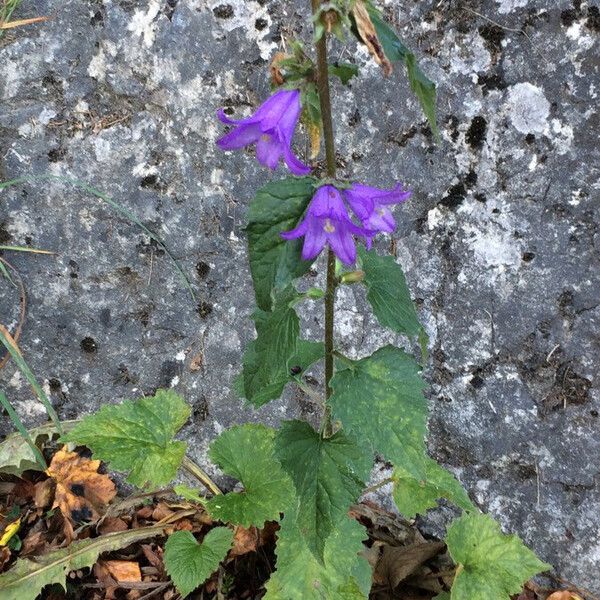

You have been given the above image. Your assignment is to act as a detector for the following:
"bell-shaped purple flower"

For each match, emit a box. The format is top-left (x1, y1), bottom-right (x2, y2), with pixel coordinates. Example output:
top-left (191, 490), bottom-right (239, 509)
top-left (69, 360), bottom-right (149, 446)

top-left (280, 185), bottom-right (372, 265)
top-left (344, 183), bottom-right (411, 248)
top-left (216, 89), bottom-right (311, 176)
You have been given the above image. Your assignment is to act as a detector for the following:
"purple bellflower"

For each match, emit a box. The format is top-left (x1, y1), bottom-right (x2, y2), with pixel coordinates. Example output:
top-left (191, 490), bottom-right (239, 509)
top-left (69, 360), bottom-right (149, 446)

top-left (280, 182), bottom-right (410, 265)
top-left (280, 185), bottom-right (373, 265)
top-left (345, 183), bottom-right (411, 248)
top-left (216, 89), bottom-right (311, 176)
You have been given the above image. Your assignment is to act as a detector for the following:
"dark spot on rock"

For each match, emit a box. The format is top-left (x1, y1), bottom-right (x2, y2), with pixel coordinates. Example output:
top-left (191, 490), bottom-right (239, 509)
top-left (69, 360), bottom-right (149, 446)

top-left (90, 10), bottom-right (103, 25)
top-left (49, 378), bottom-right (61, 392)
top-left (479, 24), bottom-right (504, 54)
top-left (446, 115), bottom-right (460, 142)
top-left (196, 260), bottom-right (211, 279)
top-left (464, 170), bottom-right (478, 188)
top-left (71, 506), bottom-right (93, 523)
top-left (114, 363), bottom-right (138, 385)
top-left (525, 133), bottom-right (536, 144)
top-left (24, 236), bottom-right (32, 245)
top-left (540, 365), bottom-right (591, 414)
top-left (202, 70), bottom-right (216, 86)
top-left (387, 125), bottom-right (417, 147)
top-left (474, 193), bottom-right (487, 203)
top-left (47, 147), bottom-right (66, 162)
top-left (561, 9), bottom-right (578, 27)
top-left (80, 337), bottom-right (97, 353)
top-left (193, 395), bottom-right (209, 421)
top-left (255, 17), bottom-right (267, 30)
top-left (469, 374), bottom-right (485, 389)
top-left (522, 251), bottom-right (535, 262)
top-left (197, 301), bottom-right (213, 318)
top-left (558, 289), bottom-right (574, 313)
top-left (591, 409), bottom-right (598, 417)
top-left (69, 259), bottom-right (79, 278)
top-left (348, 109), bottom-right (361, 127)
top-left (586, 6), bottom-right (600, 32)
top-left (213, 4), bottom-right (234, 19)
top-left (0, 222), bottom-right (11, 244)
top-left (165, 0), bottom-right (178, 20)
top-left (478, 71), bottom-right (506, 94)
top-left (134, 304), bottom-right (153, 327)
top-left (465, 116), bottom-right (487, 150)
top-left (351, 151), bottom-right (362, 161)
top-left (140, 174), bottom-right (160, 189)
top-left (158, 360), bottom-right (182, 388)
top-left (440, 183), bottom-right (466, 209)
top-left (70, 483), bottom-right (85, 497)
top-left (492, 207), bottom-right (501, 214)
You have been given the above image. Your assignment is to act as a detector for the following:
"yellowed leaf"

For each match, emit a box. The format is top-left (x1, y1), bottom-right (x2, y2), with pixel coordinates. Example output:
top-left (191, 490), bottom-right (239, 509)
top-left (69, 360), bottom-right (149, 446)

top-left (0, 518), bottom-right (20, 546)
top-left (46, 446), bottom-right (116, 524)
top-left (351, 0), bottom-right (392, 76)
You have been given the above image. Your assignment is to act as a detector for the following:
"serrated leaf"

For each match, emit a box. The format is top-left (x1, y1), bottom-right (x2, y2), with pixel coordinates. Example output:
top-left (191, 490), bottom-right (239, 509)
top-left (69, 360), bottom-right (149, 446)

top-left (61, 390), bottom-right (190, 488)
top-left (246, 177), bottom-right (316, 311)
top-left (330, 61), bottom-right (359, 85)
top-left (330, 345), bottom-right (428, 479)
top-left (393, 457), bottom-right (475, 518)
top-left (173, 484), bottom-right (206, 504)
top-left (275, 420), bottom-right (371, 562)
top-left (358, 247), bottom-right (422, 339)
top-left (264, 504), bottom-right (370, 600)
top-left (233, 339), bottom-right (323, 403)
top-left (164, 527), bottom-right (233, 598)
top-left (364, 1), bottom-right (438, 136)
top-left (206, 424), bottom-right (294, 527)
top-left (0, 526), bottom-right (166, 600)
top-left (242, 287), bottom-right (302, 406)
top-left (446, 513), bottom-right (551, 600)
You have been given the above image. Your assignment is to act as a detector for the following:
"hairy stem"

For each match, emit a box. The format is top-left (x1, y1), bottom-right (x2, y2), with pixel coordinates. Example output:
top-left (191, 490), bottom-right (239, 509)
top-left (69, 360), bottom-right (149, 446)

top-left (311, 0), bottom-right (337, 437)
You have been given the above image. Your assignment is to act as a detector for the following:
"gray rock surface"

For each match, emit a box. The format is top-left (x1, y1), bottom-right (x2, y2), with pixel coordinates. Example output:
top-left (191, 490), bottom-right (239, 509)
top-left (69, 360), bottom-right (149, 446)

top-left (1, 0), bottom-right (599, 590)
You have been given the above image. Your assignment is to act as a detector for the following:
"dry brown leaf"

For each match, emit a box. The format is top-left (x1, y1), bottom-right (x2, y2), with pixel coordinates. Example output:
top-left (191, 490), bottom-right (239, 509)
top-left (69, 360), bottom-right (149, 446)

top-left (269, 51), bottom-right (286, 86)
top-left (34, 478), bottom-right (55, 509)
top-left (100, 560), bottom-right (142, 582)
top-left (231, 525), bottom-right (259, 557)
top-left (374, 541), bottom-right (446, 589)
top-left (141, 544), bottom-right (163, 569)
top-left (151, 502), bottom-right (175, 522)
top-left (46, 446), bottom-right (116, 524)
top-left (351, 0), bottom-right (392, 76)
top-left (547, 592), bottom-right (584, 600)
top-left (0, 546), bottom-right (11, 571)
top-left (98, 517), bottom-right (129, 535)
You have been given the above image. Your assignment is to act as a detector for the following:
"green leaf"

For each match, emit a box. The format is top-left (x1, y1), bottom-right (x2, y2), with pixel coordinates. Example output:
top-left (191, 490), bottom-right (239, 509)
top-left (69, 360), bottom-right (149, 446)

top-left (61, 389), bottom-right (190, 488)
top-left (446, 513), bottom-right (551, 600)
top-left (329, 61), bottom-right (359, 85)
top-left (234, 339), bottom-right (323, 404)
top-left (330, 345), bottom-right (428, 479)
top-left (364, 2), bottom-right (438, 137)
top-left (206, 424), bottom-right (294, 527)
top-left (275, 420), bottom-right (371, 562)
top-left (358, 247), bottom-right (422, 339)
top-left (393, 457), bottom-right (475, 518)
top-left (164, 527), bottom-right (233, 598)
top-left (173, 484), bottom-right (206, 504)
top-left (242, 287), bottom-right (302, 406)
top-left (0, 526), bottom-right (166, 600)
top-left (264, 504), bottom-right (370, 600)
top-left (246, 177), bottom-right (316, 311)
top-left (434, 593), bottom-right (451, 600)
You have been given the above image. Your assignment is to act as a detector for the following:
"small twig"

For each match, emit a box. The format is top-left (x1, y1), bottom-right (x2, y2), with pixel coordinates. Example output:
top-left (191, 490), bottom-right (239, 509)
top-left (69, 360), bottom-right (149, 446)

top-left (362, 477), bottom-right (395, 496)
top-left (83, 581), bottom-right (168, 590)
top-left (137, 582), bottom-right (172, 600)
top-left (535, 460), bottom-right (541, 507)
top-left (181, 455), bottom-right (222, 496)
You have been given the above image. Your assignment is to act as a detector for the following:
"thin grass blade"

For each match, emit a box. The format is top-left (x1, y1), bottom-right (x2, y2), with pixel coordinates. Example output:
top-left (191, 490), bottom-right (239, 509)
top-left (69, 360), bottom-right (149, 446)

top-left (0, 325), bottom-right (62, 434)
top-left (0, 245), bottom-right (55, 254)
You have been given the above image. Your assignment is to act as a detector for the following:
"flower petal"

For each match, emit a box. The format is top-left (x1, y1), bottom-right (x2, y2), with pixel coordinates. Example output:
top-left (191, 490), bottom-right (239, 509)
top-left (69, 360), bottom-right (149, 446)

top-left (256, 134), bottom-right (283, 169)
top-left (327, 223), bottom-right (356, 265)
top-left (255, 89), bottom-right (299, 132)
top-left (280, 217), bottom-right (310, 240)
top-left (216, 122), bottom-right (261, 150)
top-left (282, 141), bottom-right (311, 175)
top-left (302, 220), bottom-right (327, 260)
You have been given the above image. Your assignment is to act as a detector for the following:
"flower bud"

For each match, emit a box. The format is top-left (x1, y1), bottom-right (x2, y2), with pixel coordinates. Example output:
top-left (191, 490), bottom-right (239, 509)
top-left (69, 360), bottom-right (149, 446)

top-left (340, 270), bottom-right (365, 284)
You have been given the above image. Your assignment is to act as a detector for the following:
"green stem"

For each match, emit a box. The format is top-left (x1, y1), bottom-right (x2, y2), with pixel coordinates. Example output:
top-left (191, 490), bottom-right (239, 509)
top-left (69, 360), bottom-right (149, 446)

top-left (311, 0), bottom-right (337, 438)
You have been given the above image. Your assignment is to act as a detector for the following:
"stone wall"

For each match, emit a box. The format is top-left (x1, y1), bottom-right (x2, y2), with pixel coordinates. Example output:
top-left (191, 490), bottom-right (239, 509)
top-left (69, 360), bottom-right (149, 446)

top-left (1, 0), bottom-right (598, 590)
